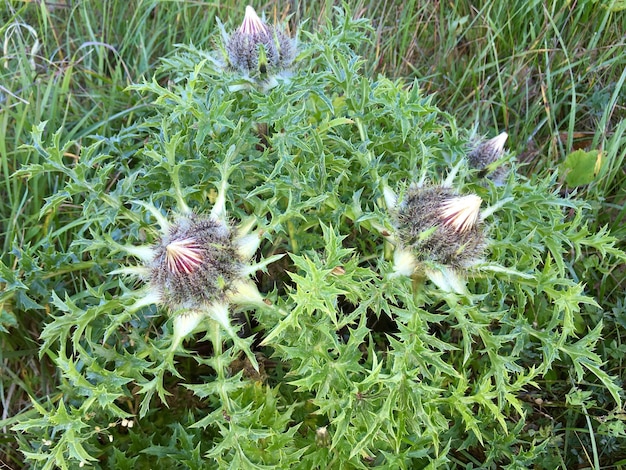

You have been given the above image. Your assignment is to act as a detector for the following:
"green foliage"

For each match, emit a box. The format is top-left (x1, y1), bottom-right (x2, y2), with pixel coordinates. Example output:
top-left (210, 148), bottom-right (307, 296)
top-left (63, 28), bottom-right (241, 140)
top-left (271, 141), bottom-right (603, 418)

top-left (560, 149), bottom-right (603, 187)
top-left (2, 1), bottom-right (626, 469)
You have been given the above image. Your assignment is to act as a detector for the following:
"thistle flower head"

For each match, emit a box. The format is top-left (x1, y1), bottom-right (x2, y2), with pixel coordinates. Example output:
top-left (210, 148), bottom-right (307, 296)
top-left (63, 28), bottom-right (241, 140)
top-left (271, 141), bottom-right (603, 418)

top-left (386, 184), bottom-right (487, 292)
top-left (150, 214), bottom-right (242, 311)
top-left (394, 185), bottom-right (485, 269)
top-left (115, 200), bottom-right (269, 350)
top-left (225, 5), bottom-right (296, 83)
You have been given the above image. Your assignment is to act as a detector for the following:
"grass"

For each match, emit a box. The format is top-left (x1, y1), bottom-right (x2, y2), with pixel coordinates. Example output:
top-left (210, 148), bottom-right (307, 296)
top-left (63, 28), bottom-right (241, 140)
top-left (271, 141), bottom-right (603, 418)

top-left (1, 0), bottom-right (625, 467)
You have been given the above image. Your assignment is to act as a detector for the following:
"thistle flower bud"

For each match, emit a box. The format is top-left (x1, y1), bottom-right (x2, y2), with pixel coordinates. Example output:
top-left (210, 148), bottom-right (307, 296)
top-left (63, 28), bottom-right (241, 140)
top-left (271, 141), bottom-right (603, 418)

top-left (468, 132), bottom-right (508, 169)
top-left (467, 132), bottom-right (509, 184)
top-left (226, 5), bottom-right (295, 78)
top-left (396, 185), bottom-right (485, 268)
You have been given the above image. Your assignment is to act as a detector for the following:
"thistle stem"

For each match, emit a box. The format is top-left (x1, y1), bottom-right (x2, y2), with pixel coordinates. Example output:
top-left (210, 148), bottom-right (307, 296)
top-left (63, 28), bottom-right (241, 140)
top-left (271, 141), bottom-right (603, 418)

top-left (287, 220), bottom-right (299, 254)
top-left (209, 320), bottom-right (233, 411)
top-left (171, 166), bottom-right (190, 214)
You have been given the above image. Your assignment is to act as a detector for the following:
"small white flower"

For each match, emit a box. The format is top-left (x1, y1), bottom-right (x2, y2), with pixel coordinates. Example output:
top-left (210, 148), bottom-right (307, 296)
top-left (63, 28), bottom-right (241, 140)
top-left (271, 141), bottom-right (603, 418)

top-left (316, 426), bottom-right (330, 447)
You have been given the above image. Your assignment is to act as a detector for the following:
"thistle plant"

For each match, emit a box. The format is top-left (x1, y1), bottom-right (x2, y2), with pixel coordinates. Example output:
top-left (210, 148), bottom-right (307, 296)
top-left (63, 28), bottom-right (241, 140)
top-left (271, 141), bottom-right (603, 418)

top-left (6, 5), bottom-right (626, 470)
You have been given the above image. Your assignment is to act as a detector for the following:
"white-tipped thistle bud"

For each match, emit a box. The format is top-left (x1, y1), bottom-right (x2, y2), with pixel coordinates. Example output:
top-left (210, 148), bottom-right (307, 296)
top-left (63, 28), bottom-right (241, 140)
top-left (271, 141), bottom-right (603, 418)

top-left (467, 132), bottom-right (509, 184)
top-left (468, 132), bottom-right (508, 169)
top-left (391, 248), bottom-right (418, 278)
top-left (172, 310), bottom-right (204, 351)
top-left (226, 5), bottom-right (295, 77)
top-left (395, 185), bottom-right (485, 269)
top-left (383, 185), bottom-right (398, 212)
